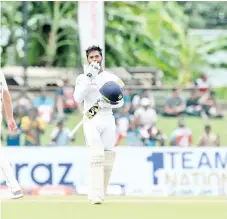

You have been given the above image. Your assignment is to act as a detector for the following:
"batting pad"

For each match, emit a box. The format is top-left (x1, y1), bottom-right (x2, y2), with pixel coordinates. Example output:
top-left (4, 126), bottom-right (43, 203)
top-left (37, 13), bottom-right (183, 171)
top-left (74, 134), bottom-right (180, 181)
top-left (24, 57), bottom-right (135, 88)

top-left (88, 152), bottom-right (104, 201)
top-left (104, 151), bottom-right (116, 194)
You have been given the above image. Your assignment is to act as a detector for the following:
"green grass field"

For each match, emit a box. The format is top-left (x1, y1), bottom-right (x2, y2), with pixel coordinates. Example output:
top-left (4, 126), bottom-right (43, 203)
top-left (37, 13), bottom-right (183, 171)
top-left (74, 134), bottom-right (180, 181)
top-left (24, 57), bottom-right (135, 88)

top-left (2, 112), bottom-right (227, 146)
top-left (1, 196), bottom-right (227, 219)
top-left (38, 113), bottom-right (227, 146)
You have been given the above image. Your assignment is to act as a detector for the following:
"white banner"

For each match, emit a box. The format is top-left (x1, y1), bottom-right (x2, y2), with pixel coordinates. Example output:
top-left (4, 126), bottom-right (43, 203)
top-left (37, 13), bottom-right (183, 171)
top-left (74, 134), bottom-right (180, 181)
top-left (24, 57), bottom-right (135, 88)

top-left (1, 147), bottom-right (227, 196)
top-left (78, 1), bottom-right (105, 65)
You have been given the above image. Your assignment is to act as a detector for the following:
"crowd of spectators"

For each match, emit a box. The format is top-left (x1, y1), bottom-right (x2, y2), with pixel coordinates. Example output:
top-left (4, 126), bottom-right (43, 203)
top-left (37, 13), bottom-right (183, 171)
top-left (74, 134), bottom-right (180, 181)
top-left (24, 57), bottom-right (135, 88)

top-left (114, 91), bottom-right (221, 147)
top-left (3, 79), bottom-right (77, 147)
top-left (114, 73), bottom-right (223, 147)
top-left (2, 73), bottom-right (224, 147)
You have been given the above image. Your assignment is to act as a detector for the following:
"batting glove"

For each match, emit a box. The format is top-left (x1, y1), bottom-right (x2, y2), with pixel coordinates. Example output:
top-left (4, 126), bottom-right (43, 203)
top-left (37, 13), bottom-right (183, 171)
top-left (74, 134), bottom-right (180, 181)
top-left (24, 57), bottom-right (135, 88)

top-left (85, 61), bottom-right (100, 79)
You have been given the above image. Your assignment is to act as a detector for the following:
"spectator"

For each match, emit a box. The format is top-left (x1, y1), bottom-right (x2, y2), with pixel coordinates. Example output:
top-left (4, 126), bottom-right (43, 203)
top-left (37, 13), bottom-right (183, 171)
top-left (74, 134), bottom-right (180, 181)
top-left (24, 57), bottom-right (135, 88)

top-left (126, 117), bottom-right (144, 146)
top-left (33, 87), bottom-right (54, 123)
top-left (33, 87), bottom-right (54, 108)
top-left (131, 90), bottom-right (142, 114)
top-left (170, 120), bottom-right (192, 147)
top-left (146, 126), bottom-right (166, 147)
top-left (16, 89), bottom-right (32, 110)
top-left (133, 98), bottom-right (165, 146)
top-left (50, 119), bottom-right (74, 146)
top-left (55, 80), bottom-right (65, 119)
top-left (163, 88), bottom-right (186, 117)
top-left (139, 125), bottom-right (166, 147)
top-left (186, 90), bottom-right (202, 117)
top-left (21, 107), bottom-right (45, 146)
top-left (115, 109), bottom-right (131, 146)
top-left (198, 124), bottom-right (220, 147)
top-left (143, 90), bottom-right (156, 109)
top-left (123, 89), bottom-right (132, 105)
top-left (134, 97), bottom-right (157, 128)
top-left (14, 104), bottom-right (28, 123)
top-left (195, 73), bottom-right (210, 96)
top-left (57, 78), bottom-right (77, 114)
top-left (122, 89), bottom-right (132, 114)
top-left (199, 90), bottom-right (223, 118)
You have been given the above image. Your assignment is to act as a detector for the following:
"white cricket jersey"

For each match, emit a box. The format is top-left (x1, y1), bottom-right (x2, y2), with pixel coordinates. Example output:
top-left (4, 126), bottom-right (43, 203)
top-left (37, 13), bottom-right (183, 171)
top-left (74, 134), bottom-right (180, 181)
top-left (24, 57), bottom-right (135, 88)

top-left (0, 72), bottom-right (8, 121)
top-left (73, 70), bottom-right (124, 114)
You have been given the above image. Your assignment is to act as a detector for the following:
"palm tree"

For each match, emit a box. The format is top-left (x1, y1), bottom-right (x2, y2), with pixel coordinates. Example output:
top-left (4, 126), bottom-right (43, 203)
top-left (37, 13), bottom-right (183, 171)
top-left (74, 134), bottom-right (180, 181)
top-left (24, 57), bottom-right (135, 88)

top-left (29, 1), bottom-right (78, 66)
top-left (105, 1), bottom-right (227, 84)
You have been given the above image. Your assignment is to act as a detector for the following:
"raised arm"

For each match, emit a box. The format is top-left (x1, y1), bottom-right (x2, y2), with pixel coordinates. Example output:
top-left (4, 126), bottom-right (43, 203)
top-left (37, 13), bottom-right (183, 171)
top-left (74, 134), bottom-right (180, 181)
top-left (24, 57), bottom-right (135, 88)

top-left (73, 74), bottom-right (91, 104)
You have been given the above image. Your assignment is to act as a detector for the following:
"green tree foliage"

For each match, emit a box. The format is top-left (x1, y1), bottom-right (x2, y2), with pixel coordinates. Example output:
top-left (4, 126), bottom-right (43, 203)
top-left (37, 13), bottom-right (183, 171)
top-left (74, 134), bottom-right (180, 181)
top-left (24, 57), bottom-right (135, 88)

top-left (0, 2), bottom-right (23, 66)
top-left (1, 1), bottom-right (226, 84)
top-left (105, 1), bottom-right (227, 83)
top-left (28, 1), bottom-right (78, 66)
top-left (1, 1), bottom-right (79, 67)
top-left (179, 1), bottom-right (227, 29)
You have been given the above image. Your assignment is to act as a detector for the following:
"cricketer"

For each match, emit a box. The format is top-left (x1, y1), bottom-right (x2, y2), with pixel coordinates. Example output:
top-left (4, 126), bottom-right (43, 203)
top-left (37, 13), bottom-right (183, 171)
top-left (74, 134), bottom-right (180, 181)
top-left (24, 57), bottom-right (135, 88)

top-left (0, 72), bottom-right (23, 199)
top-left (73, 45), bottom-right (124, 204)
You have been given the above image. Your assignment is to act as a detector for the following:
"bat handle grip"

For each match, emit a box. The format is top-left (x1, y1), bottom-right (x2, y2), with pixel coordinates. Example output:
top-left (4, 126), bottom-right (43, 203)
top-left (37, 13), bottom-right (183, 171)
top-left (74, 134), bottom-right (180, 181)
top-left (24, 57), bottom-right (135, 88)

top-left (69, 118), bottom-right (85, 138)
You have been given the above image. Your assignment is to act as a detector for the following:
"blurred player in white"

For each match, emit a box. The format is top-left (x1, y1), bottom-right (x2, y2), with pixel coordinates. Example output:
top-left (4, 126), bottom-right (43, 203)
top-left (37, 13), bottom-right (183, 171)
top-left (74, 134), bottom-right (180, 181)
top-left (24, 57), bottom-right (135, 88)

top-left (73, 45), bottom-right (124, 204)
top-left (0, 72), bottom-right (23, 199)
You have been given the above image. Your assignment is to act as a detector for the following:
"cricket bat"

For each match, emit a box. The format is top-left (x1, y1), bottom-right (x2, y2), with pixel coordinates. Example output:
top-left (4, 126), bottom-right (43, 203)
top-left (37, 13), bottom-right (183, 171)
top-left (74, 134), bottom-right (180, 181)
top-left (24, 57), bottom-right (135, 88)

top-left (69, 102), bottom-right (101, 137)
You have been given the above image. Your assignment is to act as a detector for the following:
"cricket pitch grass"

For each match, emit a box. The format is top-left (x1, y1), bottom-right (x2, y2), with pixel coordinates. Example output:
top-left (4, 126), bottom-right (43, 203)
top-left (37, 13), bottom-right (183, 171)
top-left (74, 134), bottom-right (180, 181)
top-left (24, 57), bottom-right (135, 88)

top-left (0, 196), bottom-right (226, 219)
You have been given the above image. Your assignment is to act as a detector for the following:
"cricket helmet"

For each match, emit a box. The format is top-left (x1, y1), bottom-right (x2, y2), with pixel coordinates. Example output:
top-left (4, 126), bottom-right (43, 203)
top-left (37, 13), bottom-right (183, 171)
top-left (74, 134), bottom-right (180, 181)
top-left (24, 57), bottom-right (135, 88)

top-left (99, 81), bottom-right (123, 105)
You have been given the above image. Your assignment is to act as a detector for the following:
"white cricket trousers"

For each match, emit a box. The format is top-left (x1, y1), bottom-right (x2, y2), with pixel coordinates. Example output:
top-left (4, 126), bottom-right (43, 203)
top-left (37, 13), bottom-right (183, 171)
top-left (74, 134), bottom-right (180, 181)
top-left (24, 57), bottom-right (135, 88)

top-left (83, 113), bottom-right (116, 151)
top-left (83, 113), bottom-right (116, 201)
top-left (0, 127), bottom-right (21, 193)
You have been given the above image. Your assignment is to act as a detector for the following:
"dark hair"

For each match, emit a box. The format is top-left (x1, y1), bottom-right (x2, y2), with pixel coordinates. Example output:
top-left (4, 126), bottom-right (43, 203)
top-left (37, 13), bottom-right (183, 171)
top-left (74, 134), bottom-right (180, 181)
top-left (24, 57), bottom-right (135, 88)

top-left (86, 45), bottom-right (102, 58)
top-left (210, 90), bottom-right (215, 96)
top-left (57, 119), bottom-right (64, 125)
top-left (172, 87), bottom-right (178, 92)
top-left (205, 124), bottom-right (211, 129)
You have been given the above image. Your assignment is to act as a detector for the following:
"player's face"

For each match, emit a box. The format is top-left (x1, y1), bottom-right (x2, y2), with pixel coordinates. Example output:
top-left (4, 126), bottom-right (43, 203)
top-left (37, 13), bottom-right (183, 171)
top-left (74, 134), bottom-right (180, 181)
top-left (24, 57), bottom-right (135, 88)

top-left (205, 126), bottom-right (211, 134)
top-left (173, 89), bottom-right (179, 97)
top-left (87, 50), bottom-right (102, 65)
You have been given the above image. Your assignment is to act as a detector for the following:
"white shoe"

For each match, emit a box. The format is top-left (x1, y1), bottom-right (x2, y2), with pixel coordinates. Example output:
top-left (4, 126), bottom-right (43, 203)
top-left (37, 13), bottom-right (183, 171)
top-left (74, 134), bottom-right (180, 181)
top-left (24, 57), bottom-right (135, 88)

top-left (90, 197), bottom-right (104, 205)
top-left (11, 190), bottom-right (24, 199)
